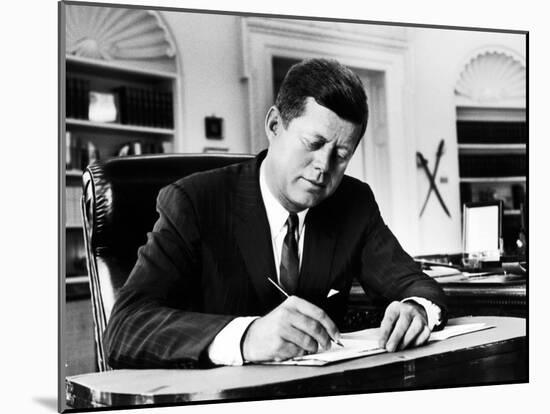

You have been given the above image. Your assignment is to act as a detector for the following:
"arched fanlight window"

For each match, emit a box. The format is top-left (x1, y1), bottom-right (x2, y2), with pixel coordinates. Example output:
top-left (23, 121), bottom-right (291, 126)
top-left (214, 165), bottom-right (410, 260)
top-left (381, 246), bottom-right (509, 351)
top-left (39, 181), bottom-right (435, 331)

top-left (66, 5), bottom-right (176, 61)
top-left (455, 50), bottom-right (525, 107)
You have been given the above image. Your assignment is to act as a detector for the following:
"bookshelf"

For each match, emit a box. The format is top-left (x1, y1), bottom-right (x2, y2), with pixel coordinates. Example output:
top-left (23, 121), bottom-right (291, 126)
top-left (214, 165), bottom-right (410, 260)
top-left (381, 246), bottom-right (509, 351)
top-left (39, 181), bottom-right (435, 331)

top-left (61, 2), bottom-right (180, 377)
top-left (456, 107), bottom-right (526, 256)
top-left (64, 54), bottom-right (179, 298)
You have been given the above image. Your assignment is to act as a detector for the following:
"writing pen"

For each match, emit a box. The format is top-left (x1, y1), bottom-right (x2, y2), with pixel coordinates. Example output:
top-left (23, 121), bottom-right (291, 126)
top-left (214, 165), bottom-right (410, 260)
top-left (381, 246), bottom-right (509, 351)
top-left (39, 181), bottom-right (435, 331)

top-left (266, 276), bottom-right (344, 347)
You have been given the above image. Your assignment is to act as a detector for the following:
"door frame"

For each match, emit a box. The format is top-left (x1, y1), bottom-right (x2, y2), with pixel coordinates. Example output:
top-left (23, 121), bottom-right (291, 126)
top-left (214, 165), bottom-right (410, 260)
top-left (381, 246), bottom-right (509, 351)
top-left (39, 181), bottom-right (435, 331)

top-left (241, 18), bottom-right (420, 251)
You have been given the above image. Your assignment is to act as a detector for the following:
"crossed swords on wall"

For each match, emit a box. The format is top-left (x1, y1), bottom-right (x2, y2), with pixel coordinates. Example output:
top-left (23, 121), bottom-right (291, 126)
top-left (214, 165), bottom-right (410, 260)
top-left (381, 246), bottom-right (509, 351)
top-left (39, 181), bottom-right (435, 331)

top-left (416, 138), bottom-right (451, 218)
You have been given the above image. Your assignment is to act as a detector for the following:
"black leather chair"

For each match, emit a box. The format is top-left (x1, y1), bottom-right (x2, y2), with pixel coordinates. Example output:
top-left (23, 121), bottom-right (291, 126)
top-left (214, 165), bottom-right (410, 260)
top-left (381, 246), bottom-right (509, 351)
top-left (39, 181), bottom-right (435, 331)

top-left (81, 153), bottom-right (253, 371)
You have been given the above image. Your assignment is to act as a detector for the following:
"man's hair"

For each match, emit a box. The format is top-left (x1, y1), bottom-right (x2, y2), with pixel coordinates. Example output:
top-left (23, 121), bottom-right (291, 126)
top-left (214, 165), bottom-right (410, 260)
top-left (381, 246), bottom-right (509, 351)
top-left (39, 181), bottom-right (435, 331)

top-left (275, 58), bottom-right (369, 139)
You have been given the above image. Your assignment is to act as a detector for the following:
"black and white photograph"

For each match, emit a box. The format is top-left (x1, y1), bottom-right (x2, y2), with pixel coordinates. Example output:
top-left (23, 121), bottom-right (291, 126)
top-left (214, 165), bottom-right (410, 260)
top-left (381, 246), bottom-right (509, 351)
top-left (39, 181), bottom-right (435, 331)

top-left (55, 0), bottom-right (532, 411)
top-left (6, 0), bottom-right (548, 413)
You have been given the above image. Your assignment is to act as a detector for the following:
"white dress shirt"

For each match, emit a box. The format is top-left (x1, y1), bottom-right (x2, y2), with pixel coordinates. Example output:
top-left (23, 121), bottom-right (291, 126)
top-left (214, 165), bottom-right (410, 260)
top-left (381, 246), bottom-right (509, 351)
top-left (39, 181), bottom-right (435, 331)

top-left (207, 162), bottom-right (441, 365)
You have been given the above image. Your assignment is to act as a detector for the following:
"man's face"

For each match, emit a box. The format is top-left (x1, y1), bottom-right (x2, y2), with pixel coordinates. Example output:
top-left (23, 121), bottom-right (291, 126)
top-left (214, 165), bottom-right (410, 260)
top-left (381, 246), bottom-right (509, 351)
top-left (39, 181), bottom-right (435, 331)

top-left (264, 97), bottom-right (362, 212)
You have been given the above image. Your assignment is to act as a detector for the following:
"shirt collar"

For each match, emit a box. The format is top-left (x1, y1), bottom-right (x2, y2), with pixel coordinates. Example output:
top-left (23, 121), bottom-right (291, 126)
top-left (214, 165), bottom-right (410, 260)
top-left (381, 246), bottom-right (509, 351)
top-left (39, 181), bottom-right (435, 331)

top-left (259, 161), bottom-right (308, 237)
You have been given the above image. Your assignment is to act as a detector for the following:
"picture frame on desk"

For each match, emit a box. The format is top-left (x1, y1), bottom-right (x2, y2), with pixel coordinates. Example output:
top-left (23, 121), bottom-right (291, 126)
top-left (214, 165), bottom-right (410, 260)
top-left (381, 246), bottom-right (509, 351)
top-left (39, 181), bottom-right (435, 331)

top-left (58, 1), bottom-right (528, 413)
top-left (462, 200), bottom-right (503, 267)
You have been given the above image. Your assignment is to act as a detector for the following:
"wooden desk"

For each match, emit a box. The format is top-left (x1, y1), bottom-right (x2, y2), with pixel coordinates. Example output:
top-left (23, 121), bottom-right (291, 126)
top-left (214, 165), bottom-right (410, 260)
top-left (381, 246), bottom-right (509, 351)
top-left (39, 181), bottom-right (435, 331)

top-left (346, 277), bottom-right (527, 329)
top-left (65, 316), bottom-right (526, 410)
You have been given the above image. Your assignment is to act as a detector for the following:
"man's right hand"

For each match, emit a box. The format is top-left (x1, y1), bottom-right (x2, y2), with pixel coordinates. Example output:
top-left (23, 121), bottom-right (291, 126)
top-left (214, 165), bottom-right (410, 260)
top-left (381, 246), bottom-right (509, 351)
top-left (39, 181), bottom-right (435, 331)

top-left (241, 296), bottom-right (340, 362)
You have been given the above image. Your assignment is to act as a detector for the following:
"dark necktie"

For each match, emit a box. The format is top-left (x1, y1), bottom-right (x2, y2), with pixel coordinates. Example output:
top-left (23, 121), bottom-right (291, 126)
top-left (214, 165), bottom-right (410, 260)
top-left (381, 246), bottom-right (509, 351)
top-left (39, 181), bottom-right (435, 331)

top-left (280, 213), bottom-right (299, 295)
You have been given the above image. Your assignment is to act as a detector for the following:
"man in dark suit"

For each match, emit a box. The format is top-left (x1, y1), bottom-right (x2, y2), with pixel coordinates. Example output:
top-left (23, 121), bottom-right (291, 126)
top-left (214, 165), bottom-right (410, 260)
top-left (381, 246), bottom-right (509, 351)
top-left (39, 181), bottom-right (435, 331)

top-left (104, 58), bottom-right (447, 368)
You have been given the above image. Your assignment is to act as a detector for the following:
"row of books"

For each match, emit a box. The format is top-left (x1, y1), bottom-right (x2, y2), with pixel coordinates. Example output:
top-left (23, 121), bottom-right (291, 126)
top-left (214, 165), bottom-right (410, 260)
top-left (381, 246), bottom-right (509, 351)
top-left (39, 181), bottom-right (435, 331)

top-left (65, 76), bottom-right (174, 129)
top-left (66, 132), bottom-right (168, 171)
top-left (66, 186), bottom-right (83, 227)
top-left (460, 182), bottom-right (525, 210)
top-left (66, 76), bottom-right (91, 120)
top-left (66, 232), bottom-right (87, 277)
top-left (66, 132), bottom-right (99, 171)
top-left (459, 154), bottom-right (526, 177)
top-left (456, 121), bottom-right (526, 144)
top-left (115, 86), bottom-right (174, 128)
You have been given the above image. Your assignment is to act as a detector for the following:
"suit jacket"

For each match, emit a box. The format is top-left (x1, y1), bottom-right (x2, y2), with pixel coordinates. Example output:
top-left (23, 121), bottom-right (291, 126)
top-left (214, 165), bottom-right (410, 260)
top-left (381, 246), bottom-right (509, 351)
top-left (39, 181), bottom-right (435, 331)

top-left (104, 151), bottom-right (447, 369)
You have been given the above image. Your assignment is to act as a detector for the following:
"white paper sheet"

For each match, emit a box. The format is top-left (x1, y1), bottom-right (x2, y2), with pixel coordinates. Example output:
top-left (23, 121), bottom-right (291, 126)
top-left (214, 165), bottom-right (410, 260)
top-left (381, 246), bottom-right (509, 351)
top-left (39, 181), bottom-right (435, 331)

top-left (262, 322), bottom-right (493, 366)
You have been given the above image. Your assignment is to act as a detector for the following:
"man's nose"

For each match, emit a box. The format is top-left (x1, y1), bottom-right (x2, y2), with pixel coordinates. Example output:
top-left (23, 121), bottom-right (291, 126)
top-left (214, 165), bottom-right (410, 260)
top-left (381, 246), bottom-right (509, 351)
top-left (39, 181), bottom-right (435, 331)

top-left (313, 146), bottom-right (332, 173)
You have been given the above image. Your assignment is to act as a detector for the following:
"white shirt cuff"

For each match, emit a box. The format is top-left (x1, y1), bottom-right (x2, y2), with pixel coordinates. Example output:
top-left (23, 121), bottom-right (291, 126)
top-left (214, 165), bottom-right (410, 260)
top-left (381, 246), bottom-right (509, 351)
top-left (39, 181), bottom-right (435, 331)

top-left (402, 297), bottom-right (442, 331)
top-left (207, 316), bottom-right (259, 366)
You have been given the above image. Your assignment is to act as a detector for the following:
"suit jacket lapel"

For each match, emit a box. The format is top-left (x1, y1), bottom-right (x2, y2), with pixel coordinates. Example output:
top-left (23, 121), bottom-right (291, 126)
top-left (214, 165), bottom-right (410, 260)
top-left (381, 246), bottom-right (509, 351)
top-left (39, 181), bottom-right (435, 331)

top-left (232, 153), bottom-right (282, 314)
top-left (298, 205), bottom-right (338, 304)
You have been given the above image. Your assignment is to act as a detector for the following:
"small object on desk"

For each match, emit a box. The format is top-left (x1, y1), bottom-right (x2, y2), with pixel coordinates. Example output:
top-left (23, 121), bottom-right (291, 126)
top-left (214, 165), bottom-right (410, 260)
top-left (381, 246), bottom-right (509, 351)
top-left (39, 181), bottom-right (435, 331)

top-left (462, 201), bottom-right (502, 267)
top-left (417, 260), bottom-right (467, 282)
top-left (502, 261), bottom-right (527, 275)
top-left (462, 272), bottom-right (525, 284)
top-left (423, 265), bottom-right (465, 279)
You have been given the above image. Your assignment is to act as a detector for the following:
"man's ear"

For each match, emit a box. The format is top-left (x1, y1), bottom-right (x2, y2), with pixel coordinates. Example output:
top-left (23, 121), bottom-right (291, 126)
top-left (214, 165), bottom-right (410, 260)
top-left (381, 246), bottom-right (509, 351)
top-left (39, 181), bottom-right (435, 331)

top-left (264, 106), bottom-right (282, 143)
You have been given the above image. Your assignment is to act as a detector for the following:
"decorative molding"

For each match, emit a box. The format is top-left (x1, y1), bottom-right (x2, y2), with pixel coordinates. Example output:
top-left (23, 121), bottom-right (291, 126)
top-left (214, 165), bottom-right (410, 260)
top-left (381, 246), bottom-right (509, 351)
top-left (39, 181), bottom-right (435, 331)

top-left (455, 50), bottom-right (525, 107)
top-left (461, 46), bottom-right (525, 68)
top-left (66, 4), bottom-right (176, 61)
top-left (456, 107), bottom-right (525, 122)
top-left (245, 18), bottom-right (408, 51)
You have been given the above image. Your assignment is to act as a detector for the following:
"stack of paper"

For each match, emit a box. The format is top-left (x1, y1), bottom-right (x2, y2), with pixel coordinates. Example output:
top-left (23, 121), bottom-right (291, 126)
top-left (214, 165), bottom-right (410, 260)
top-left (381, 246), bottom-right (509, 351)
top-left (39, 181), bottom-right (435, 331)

top-left (424, 265), bottom-right (466, 281)
top-left (428, 322), bottom-right (490, 341)
top-left (265, 322), bottom-right (493, 366)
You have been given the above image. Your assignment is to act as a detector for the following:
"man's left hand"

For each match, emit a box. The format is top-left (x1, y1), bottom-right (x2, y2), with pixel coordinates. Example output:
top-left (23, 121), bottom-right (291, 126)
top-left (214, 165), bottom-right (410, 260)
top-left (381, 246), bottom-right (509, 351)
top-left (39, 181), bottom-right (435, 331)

top-left (378, 301), bottom-right (431, 352)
